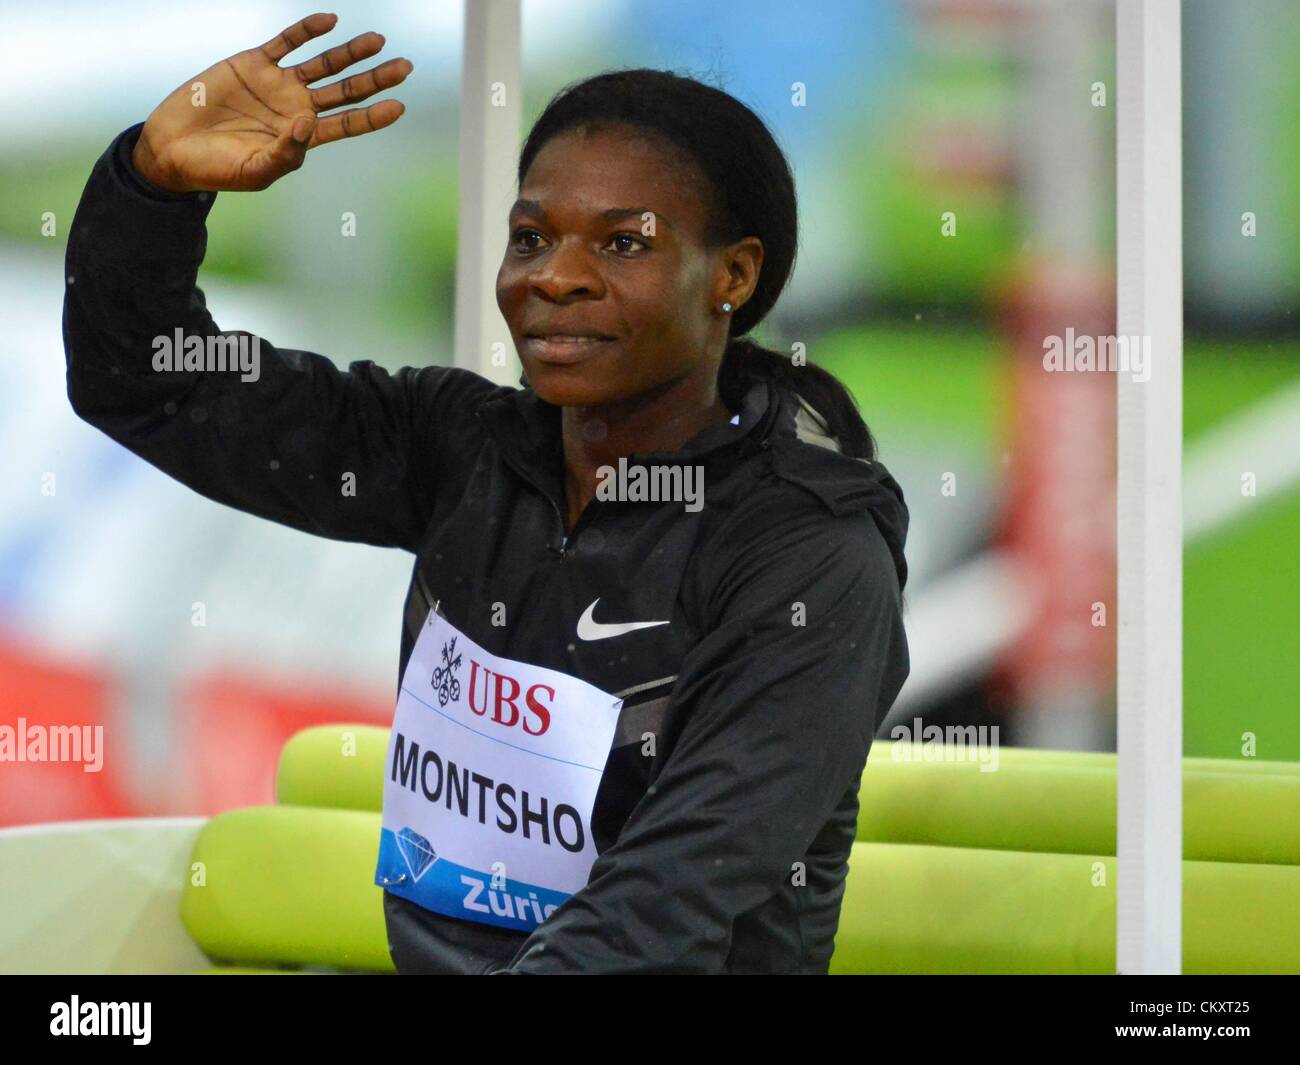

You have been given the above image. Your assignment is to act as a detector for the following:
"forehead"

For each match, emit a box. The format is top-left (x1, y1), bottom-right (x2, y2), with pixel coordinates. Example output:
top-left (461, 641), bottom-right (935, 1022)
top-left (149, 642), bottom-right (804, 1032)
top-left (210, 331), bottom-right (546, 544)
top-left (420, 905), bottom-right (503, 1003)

top-left (519, 123), bottom-right (712, 229)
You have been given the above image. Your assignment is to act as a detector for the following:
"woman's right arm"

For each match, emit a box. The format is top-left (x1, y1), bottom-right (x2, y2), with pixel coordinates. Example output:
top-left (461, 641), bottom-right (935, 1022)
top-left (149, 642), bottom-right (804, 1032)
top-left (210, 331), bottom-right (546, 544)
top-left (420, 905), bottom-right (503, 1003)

top-left (62, 14), bottom-right (493, 551)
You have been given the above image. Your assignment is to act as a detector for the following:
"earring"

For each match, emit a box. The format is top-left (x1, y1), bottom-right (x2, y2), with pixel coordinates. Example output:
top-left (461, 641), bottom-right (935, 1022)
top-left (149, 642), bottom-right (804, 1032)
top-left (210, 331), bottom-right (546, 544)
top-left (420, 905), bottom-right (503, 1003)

top-left (721, 302), bottom-right (732, 313)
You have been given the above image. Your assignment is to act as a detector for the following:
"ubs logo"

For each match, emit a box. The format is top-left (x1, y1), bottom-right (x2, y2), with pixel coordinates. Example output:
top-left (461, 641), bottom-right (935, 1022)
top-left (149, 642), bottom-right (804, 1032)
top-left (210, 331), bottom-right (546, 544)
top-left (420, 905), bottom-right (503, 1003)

top-left (428, 634), bottom-right (555, 736)
top-left (467, 661), bottom-right (554, 737)
top-left (432, 638), bottom-right (462, 707)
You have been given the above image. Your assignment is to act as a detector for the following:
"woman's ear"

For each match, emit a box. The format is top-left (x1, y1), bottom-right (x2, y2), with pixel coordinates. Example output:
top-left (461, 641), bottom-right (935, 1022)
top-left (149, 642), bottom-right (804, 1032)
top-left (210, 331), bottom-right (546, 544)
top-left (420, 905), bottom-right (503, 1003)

top-left (722, 236), bottom-right (759, 308)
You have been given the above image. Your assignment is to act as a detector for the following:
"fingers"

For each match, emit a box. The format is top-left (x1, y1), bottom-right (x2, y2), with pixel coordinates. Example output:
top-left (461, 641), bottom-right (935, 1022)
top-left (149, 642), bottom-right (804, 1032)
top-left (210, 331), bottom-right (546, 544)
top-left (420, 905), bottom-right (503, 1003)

top-left (244, 113), bottom-right (318, 189)
top-left (260, 11), bottom-right (338, 63)
top-left (293, 31), bottom-right (385, 84)
top-left (290, 114), bottom-right (319, 145)
top-left (310, 56), bottom-right (413, 111)
top-left (308, 99), bottom-right (405, 148)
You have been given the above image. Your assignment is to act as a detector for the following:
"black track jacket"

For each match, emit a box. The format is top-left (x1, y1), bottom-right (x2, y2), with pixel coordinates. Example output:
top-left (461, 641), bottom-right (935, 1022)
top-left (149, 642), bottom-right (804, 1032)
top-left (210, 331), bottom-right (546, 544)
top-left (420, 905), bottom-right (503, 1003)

top-left (63, 124), bottom-right (911, 974)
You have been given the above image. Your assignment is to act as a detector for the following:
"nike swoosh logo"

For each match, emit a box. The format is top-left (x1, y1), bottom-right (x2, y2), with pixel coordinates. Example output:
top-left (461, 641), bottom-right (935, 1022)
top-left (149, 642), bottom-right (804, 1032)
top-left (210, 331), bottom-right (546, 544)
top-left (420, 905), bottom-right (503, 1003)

top-left (577, 598), bottom-right (670, 641)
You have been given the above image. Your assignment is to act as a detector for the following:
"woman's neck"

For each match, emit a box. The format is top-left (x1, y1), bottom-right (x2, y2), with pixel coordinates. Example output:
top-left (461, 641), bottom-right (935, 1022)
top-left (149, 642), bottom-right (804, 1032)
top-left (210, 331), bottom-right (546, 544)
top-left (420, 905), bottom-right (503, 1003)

top-left (558, 375), bottom-right (732, 533)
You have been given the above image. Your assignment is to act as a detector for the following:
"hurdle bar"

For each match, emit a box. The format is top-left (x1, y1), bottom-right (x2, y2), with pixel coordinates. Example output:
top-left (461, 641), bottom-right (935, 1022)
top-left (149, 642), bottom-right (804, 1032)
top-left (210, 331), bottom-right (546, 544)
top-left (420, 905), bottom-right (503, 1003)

top-left (1115, 0), bottom-right (1184, 975)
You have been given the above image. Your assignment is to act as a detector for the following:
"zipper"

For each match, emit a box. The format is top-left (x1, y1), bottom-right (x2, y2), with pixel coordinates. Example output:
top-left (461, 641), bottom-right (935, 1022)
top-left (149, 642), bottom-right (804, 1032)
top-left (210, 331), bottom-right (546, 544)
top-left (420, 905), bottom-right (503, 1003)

top-left (563, 496), bottom-right (609, 555)
top-left (489, 435), bottom-right (620, 560)
top-left (544, 492), bottom-right (569, 557)
top-left (502, 448), bottom-right (607, 560)
top-left (545, 491), bottom-right (607, 560)
top-left (490, 442), bottom-right (574, 558)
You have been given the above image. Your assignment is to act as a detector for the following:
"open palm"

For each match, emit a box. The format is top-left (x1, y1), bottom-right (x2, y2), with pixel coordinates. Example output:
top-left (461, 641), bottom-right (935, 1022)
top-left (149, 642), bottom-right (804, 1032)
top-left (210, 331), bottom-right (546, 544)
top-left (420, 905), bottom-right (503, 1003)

top-left (132, 12), bottom-right (412, 193)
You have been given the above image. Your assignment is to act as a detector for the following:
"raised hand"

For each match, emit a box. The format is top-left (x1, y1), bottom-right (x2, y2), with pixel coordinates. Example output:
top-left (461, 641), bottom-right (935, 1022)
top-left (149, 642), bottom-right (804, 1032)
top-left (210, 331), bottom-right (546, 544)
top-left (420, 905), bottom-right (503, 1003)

top-left (131, 12), bottom-right (413, 193)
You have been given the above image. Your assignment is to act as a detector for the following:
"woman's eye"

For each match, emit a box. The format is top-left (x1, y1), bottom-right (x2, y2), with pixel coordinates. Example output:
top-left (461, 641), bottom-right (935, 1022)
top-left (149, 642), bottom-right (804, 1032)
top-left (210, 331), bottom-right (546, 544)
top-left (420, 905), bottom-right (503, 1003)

top-left (608, 233), bottom-right (648, 255)
top-left (512, 228), bottom-right (544, 252)
top-left (511, 229), bottom-right (645, 255)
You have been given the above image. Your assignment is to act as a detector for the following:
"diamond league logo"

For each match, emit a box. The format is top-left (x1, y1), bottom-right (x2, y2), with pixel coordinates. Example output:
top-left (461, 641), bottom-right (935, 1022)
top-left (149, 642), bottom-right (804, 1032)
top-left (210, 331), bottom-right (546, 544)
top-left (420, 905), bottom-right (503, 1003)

top-left (431, 636), bottom-right (462, 707)
top-left (396, 827), bottom-right (438, 882)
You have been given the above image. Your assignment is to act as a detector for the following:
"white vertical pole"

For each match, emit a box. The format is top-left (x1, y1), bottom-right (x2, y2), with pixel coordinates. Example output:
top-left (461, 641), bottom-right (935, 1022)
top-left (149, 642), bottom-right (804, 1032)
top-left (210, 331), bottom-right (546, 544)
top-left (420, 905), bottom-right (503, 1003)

top-left (455, 0), bottom-right (522, 384)
top-left (1115, 0), bottom-right (1183, 975)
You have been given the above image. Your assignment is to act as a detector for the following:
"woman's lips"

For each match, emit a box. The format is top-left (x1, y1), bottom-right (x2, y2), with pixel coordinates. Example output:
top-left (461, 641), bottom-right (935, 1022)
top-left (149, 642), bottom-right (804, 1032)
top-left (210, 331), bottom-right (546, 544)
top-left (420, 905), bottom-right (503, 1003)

top-left (523, 335), bottom-right (616, 364)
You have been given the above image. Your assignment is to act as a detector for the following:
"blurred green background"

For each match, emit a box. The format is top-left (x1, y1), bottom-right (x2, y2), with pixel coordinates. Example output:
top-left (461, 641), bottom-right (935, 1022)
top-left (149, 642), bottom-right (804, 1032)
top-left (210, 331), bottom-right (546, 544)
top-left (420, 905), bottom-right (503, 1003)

top-left (0, 0), bottom-right (1295, 833)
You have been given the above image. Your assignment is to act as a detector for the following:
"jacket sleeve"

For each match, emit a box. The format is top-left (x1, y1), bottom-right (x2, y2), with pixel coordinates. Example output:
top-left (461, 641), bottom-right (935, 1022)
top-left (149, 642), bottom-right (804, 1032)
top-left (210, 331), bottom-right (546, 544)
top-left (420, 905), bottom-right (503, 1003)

top-left (62, 123), bottom-right (492, 552)
top-left (495, 496), bottom-right (910, 973)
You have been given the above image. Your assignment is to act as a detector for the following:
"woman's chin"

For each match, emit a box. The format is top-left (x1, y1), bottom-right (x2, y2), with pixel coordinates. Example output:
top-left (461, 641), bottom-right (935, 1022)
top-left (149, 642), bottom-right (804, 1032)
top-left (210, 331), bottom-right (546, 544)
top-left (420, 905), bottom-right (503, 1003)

top-left (520, 364), bottom-right (618, 408)
top-left (527, 380), bottom-right (606, 408)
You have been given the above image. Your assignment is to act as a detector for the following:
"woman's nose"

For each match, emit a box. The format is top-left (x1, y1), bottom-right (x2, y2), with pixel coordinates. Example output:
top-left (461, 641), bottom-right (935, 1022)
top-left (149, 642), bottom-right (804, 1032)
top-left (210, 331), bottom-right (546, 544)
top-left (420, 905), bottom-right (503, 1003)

top-left (530, 239), bottom-right (603, 300)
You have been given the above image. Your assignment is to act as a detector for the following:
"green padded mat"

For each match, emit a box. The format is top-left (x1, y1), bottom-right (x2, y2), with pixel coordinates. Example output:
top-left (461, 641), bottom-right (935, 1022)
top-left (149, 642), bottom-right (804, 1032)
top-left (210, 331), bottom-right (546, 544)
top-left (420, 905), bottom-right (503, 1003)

top-left (831, 842), bottom-right (1300, 975)
top-left (181, 806), bottom-right (395, 973)
top-left (183, 805), bottom-right (1300, 974)
top-left (859, 752), bottom-right (1300, 864)
top-left (275, 726), bottom-right (1300, 863)
top-left (276, 725), bottom-right (390, 813)
top-left (982, 745), bottom-right (1300, 776)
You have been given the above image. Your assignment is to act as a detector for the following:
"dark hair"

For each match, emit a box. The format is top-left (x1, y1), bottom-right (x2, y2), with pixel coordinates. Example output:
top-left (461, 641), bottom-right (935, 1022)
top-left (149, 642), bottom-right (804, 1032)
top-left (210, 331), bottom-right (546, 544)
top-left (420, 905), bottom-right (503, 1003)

top-left (516, 68), bottom-right (877, 461)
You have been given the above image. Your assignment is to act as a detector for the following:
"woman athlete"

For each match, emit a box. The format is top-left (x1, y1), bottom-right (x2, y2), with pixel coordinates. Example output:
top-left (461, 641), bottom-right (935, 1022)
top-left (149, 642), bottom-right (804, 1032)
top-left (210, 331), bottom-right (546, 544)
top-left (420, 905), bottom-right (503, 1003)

top-left (63, 13), bottom-right (910, 974)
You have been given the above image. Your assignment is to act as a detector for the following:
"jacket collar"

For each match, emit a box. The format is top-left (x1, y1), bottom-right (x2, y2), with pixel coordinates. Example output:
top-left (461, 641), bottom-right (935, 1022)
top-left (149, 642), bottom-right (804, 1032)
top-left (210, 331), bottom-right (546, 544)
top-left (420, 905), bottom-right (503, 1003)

top-left (475, 377), bottom-right (781, 494)
top-left (474, 374), bottom-right (910, 591)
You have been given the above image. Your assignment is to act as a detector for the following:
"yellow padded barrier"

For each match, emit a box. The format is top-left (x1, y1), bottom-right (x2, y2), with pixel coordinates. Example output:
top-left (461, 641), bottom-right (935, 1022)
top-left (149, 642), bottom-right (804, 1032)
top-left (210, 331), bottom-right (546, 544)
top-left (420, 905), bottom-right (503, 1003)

top-left (182, 805), bottom-right (1300, 973)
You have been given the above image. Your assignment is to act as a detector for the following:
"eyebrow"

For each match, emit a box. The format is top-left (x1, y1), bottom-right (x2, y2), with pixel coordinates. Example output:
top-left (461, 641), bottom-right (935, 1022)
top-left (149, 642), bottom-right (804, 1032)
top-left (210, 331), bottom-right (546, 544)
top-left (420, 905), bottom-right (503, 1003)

top-left (510, 199), bottom-right (673, 229)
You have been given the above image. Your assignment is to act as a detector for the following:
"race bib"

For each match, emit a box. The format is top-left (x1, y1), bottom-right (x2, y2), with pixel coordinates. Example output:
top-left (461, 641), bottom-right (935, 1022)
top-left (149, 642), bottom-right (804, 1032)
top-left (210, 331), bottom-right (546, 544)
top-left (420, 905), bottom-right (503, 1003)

top-left (374, 604), bottom-right (623, 933)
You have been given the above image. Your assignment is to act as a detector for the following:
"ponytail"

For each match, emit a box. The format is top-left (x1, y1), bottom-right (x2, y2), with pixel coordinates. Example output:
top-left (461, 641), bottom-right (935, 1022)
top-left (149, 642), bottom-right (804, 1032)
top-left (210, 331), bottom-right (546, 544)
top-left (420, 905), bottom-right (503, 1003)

top-left (719, 338), bottom-right (877, 462)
